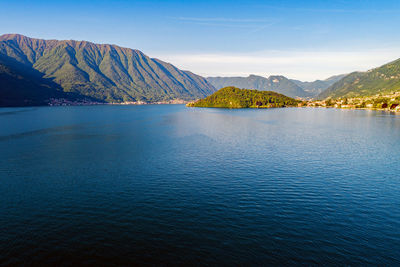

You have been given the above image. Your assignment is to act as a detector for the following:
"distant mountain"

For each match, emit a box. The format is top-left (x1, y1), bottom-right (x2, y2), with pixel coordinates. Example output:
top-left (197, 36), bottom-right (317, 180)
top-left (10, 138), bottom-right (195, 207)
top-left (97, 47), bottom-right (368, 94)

top-left (0, 34), bottom-right (215, 106)
top-left (318, 58), bottom-right (400, 99)
top-left (206, 75), bottom-right (311, 98)
top-left (291, 74), bottom-right (346, 96)
top-left (187, 86), bottom-right (300, 108)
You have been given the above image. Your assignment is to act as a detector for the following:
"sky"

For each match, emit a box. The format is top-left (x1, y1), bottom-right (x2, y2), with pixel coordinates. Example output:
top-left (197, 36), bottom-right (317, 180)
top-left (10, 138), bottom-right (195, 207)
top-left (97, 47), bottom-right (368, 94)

top-left (1, 0), bottom-right (400, 81)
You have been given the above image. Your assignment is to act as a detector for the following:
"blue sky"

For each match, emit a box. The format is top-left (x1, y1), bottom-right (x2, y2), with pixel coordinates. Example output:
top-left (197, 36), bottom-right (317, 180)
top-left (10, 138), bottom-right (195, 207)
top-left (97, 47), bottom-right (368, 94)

top-left (1, 0), bottom-right (400, 80)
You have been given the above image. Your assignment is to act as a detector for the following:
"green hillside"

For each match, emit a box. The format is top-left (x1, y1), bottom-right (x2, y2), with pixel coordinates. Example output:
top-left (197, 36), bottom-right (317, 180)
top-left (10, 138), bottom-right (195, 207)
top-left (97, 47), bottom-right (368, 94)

top-left (187, 86), bottom-right (300, 108)
top-left (318, 58), bottom-right (400, 99)
top-left (0, 34), bottom-right (215, 105)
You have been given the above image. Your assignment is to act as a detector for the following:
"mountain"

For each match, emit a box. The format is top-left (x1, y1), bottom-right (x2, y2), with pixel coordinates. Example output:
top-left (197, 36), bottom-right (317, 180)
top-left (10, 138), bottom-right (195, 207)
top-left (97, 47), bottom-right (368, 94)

top-left (318, 58), bottom-right (400, 99)
top-left (206, 75), bottom-right (311, 98)
top-left (0, 60), bottom-right (60, 107)
top-left (0, 34), bottom-right (215, 106)
top-left (291, 74), bottom-right (346, 96)
top-left (0, 54), bottom-right (94, 106)
top-left (187, 86), bottom-right (300, 108)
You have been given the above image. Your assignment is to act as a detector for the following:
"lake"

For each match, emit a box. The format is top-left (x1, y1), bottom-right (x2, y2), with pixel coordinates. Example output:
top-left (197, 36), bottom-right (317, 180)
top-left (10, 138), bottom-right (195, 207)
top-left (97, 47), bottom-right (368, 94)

top-left (1, 105), bottom-right (400, 265)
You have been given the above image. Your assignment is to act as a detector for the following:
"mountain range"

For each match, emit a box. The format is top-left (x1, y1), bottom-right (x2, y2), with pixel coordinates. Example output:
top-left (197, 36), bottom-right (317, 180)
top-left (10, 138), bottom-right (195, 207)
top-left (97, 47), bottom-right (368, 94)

top-left (1, 34), bottom-right (400, 106)
top-left (206, 75), bottom-right (309, 98)
top-left (206, 74), bottom-right (346, 98)
top-left (0, 34), bottom-right (216, 106)
top-left (318, 58), bottom-right (400, 99)
top-left (291, 74), bottom-right (346, 96)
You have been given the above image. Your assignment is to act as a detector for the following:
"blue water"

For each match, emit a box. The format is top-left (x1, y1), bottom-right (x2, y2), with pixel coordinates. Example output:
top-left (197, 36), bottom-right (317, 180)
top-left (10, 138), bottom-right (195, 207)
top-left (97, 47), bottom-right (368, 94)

top-left (1, 105), bottom-right (400, 265)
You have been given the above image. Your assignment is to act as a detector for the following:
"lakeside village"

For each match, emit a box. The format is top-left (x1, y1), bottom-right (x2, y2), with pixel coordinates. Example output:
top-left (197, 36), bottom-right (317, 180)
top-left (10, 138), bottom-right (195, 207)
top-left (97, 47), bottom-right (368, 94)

top-left (47, 98), bottom-right (188, 106)
top-left (48, 92), bottom-right (400, 113)
top-left (302, 91), bottom-right (400, 112)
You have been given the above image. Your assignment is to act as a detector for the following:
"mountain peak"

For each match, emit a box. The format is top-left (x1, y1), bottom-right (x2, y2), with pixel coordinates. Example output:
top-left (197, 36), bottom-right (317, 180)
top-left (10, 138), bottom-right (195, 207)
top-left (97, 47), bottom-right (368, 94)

top-left (0, 33), bottom-right (26, 40)
top-left (268, 75), bottom-right (287, 82)
top-left (248, 74), bottom-right (263, 78)
top-left (0, 34), bottom-right (142, 54)
top-left (268, 75), bottom-right (286, 79)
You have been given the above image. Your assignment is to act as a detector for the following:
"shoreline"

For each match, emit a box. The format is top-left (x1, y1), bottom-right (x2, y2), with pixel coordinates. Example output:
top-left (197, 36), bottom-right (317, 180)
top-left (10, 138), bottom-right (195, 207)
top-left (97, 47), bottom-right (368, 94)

top-left (45, 98), bottom-right (191, 107)
top-left (0, 100), bottom-right (191, 108)
top-left (3, 101), bottom-right (400, 114)
top-left (307, 106), bottom-right (400, 114)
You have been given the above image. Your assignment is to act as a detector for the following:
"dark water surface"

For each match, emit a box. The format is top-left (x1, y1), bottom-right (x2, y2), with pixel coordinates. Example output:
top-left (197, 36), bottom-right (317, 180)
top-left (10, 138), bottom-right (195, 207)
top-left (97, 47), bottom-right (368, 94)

top-left (1, 105), bottom-right (400, 265)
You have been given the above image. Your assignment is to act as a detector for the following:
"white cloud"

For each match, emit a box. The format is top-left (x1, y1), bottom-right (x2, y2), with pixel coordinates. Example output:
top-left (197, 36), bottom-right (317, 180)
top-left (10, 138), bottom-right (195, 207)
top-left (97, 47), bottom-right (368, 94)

top-left (153, 48), bottom-right (400, 81)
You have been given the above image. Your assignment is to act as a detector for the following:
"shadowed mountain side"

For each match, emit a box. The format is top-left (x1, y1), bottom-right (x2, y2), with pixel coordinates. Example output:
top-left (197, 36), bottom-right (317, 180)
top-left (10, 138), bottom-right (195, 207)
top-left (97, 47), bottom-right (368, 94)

top-left (0, 54), bottom-right (98, 107)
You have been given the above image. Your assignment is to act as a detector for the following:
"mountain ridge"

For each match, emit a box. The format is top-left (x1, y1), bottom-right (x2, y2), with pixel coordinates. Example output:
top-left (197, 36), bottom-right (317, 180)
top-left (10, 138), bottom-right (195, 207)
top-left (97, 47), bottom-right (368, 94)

top-left (206, 75), bottom-right (311, 98)
top-left (0, 34), bottom-right (216, 106)
top-left (290, 74), bottom-right (346, 96)
top-left (187, 86), bottom-right (300, 108)
top-left (206, 74), bottom-right (346, 98)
